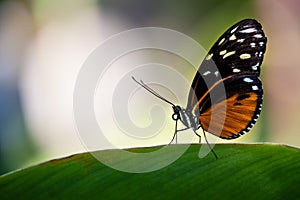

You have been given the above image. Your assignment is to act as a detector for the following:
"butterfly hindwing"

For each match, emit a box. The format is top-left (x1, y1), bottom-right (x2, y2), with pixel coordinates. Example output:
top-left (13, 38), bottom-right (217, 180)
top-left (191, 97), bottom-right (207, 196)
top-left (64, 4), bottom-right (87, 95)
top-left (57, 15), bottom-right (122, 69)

top-left (199, 74), bottom-right (263, 139)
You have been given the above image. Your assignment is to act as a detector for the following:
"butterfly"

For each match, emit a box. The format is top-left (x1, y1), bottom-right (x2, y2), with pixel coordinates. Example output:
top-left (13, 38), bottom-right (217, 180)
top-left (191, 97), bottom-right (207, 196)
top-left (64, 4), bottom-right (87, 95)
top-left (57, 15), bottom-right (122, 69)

top-left (132, 19), bottom-right (267, 158)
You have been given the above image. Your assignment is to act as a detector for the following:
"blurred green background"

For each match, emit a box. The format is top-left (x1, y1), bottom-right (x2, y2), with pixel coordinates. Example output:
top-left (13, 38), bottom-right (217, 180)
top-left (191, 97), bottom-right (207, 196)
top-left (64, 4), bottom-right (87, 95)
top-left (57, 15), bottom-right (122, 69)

top-left (0, 0), bottom-right (299, 175)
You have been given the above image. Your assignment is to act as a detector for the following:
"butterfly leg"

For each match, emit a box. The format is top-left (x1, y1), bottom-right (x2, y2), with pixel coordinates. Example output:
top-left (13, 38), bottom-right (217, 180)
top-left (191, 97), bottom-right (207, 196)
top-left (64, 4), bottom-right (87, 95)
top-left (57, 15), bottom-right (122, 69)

top-left (193, 130), bottom-right (202, 143)
top-left (169, 119), bottom-right (178, 145)
top-left (168, 120), bottom-right (190, 145)
top-left (199, 127), bottom-right (218, 159)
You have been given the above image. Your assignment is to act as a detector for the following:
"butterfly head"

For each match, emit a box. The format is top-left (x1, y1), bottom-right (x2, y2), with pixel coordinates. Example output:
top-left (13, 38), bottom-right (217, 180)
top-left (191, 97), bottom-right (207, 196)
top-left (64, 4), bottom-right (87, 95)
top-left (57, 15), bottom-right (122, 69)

top-left (172, 105), bottom-right (181, 121)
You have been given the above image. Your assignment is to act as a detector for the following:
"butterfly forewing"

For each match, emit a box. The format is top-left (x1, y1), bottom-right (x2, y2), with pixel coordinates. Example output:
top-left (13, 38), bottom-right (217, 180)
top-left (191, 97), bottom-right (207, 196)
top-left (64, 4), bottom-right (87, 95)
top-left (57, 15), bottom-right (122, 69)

top-left (208, 19), bottom-right (267, 76)
top-left (187, 18), bottom-right (267, 139)
top-left (188, 19), bottom-right (266, 108)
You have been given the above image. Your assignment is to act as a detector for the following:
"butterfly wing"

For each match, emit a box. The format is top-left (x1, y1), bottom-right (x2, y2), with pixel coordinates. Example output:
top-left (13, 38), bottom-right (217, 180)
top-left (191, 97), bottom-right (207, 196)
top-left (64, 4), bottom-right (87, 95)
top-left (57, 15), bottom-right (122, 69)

top-left (199, 74), bottom-right (263, 139)
top-left (205, 18), bottom-right (266, 76)
top-left (187, 19), bottom-right (267, 138)
top-left (188, 19), bottom-right (266, 108)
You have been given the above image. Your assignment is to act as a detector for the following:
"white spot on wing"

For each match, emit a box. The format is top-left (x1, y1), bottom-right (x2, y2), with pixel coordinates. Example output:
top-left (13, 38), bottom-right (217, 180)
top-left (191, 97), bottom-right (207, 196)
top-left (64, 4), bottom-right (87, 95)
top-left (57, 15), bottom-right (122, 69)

top-left (252, 85), bottom-right (259, 91)
top-left (203, 71), bottom-right (211, 76)
top-left (231, 26), bottom-right (238, 33)
top-left (218, 38), bottom-right (225, 46)
top-left (240, 53), bottom-right (251, 59)
top-left (243, 77), bottom-right (253, 83)
top-left (250, 43), bottom-right (256, 47)
top-left (229, 34), bottom-right (237, 41)
top-left (233, 68), bottom-right (241, 73)
top-left (237, 39), bottom-right (245, 43)
top-left (240, 28), bottom-right (257, 33)
top-left (220, 50), bottom-right (227, 55)
top-left (223, 51), bottom-right (236, 59)
top-left (252, 63), bottom-right (259, 70)
top-left (259, 42), bottom-right (264, 46)
top-left (254, 34), bottom-right (263, 38)
top-left (214, 71), bottom-right (219, 77)
top-left (206, 53), bottom-right (213, 60)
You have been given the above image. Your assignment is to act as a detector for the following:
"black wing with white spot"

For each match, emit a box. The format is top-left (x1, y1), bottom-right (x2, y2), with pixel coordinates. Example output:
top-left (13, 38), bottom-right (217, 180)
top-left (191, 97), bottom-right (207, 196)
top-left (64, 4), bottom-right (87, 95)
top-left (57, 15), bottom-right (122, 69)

top-left (205, 18), bottom-right (267, 76)
top-left (187, 18), bottom-right (267, 111)
top-left (186, 18), bottom-right (267, 139)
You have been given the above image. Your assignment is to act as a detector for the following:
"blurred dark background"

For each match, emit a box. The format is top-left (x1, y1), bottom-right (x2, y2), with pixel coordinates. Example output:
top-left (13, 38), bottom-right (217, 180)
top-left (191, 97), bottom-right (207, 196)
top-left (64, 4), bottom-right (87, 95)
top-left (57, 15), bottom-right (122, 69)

top-left (0, 0), bottom-right (299, 175)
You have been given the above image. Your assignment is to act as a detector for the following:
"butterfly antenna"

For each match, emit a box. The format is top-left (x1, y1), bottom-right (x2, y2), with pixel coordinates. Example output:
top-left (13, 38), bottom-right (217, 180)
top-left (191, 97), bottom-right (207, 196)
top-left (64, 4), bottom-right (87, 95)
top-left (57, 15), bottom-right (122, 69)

top-left (132, 76), bottom-right (176, 107)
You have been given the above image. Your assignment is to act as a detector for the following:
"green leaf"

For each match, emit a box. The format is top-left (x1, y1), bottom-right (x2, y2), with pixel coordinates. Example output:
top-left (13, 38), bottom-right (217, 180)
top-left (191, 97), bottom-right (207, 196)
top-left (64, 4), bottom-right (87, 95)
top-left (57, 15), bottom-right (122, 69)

top-left (0, 144), bottom-right (299, 199)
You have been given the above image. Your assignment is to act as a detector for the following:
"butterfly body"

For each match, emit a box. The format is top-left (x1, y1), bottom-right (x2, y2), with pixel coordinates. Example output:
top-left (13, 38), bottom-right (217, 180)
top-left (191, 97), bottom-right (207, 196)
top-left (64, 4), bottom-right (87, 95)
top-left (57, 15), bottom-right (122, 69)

top-left (173, 106), bottom-right (199, 131)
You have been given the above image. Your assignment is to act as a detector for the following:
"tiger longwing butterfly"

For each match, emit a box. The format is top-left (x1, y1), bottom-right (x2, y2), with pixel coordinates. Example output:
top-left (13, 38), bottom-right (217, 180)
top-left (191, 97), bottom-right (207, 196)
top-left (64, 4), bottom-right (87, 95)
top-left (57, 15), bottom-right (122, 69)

top-left (132, 19), bottom-right (267, 158)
